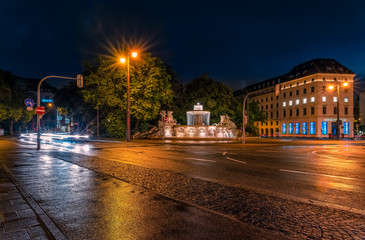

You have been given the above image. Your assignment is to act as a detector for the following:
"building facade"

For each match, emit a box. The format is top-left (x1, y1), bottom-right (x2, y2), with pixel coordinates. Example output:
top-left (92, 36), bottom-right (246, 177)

top-left (234, 59), bottom-right (355, 138)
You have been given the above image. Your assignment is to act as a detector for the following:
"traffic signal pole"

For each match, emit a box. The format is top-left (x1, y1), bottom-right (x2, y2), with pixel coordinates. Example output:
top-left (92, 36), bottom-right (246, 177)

top-left (36, 75), bottom-right (82, 150)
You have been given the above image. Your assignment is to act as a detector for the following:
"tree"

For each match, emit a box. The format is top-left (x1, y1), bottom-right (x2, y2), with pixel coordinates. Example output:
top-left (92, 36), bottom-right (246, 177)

top-left (81, 53), bottom-right (174, 138)
top-left (184, 75), bottom-right (237, 124)
top-left (235, 98), bottom-right (267, 136)
top-left (0, 69), bottom-right (35, 135)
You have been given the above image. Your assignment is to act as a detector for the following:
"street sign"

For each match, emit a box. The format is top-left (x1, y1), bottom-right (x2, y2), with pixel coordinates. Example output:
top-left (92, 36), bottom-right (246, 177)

top-left (35, 107), bottom-right (45, 115)
top-left (24, 98), bottom-right (35, 107)
top-left (27, 107), bottom-right (33, 111)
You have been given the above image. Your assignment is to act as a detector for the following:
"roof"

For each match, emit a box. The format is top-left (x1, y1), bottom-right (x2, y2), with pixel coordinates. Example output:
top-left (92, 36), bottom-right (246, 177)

top-left (235, 59), bottom-right (354, 96)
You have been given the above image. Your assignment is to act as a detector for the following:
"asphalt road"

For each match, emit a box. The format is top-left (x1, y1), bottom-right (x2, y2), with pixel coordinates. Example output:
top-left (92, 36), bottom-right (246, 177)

top-left (2, 137), bottom-right (365, 239)
top-left (79, 139), bottom-right (365, 212)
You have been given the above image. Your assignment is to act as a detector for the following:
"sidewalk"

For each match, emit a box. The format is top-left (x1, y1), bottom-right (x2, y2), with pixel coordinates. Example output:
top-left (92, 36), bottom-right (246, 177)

top-left (0, 162), bottom-right (51, 240)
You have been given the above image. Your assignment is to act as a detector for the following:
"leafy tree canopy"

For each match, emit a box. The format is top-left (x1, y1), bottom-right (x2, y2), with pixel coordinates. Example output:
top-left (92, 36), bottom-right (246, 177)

top-left (184, 75), bottom-right (237, 124)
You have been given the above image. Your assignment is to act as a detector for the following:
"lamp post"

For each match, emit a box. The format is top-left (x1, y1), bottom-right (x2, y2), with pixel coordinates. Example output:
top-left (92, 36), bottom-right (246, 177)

top-left (242, 92), bottom-right (253, 144)
top-left (328, 81), bottom-right (348, 140)
top-left (36, 75), bottom-right (82, 150)
top-left (120, 51), bottom-right (138, 142)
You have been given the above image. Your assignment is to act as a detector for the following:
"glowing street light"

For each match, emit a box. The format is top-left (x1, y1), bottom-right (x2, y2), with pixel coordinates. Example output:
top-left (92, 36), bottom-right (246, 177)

top-left (120, 51), bottom-right (138, 142)
top-left (328, 80), bottom-right (349, 140)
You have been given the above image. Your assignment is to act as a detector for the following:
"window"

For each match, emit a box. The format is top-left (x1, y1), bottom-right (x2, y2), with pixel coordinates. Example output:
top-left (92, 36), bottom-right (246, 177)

top-left (270, 112), bottom-right (273, 118)
top-left (266, 98), bottom-right (268, 101)
top-left (303, 98), bottom-right (307, 104)
top-left (311, 97), bottom-right (315, 103)
top-left (283, 102), bottom-right (286, 107)
top-left (290, 91), bottom-right (293, 97)
top-left (302, 122), bottom-right (307, 134)
top-left (344, 97), bottom-right (348, 103)
top-left (296, 109), bottom-right (299, 116)
top-left (344, 122), bottom-right (349, 135)
top-left (283, 110), bottom-right (286, 117)
top-left (276, 103), bottom-right (279, 108)
top-left (261, 122), bottom-right (263, 126)
top-left (333, 97), bottom-right (338, 102)
top-left (323, 106), bottom-right (327, 114)
top-left (271, 104), bottom-right (273, 109)
top-left (289, 110), bottom-right (292, 116)
top-left (345, 107), bottom-right (348, 115)
top-left (270, 97), bottom-right (273, 100)
top-left (282, 123), bottom-right (287, 134)
top-left (289, 123), bottom-right (293, 134)
top-left (271, 121), bottom-right (273, 125)
top-left (261, 106), bottom-right (263, 110)
top-left (303, 88), bottom-right (307, 94)
top-left (311, 86), bottom-right (315, 92)
top-left (303, 108), bottom-right (307, 115)
top-left (310, 122), bottom-right (315, 134)
top-left (323, 77), bottom-right (326, 81)
top-left (334, 107), bottom-right (338, 115)
top-left (296, 90), bottom-right (299, 95)
top-left (266, 105), bottom-right (268, 110)
top-left (322, 96), bottom-right (327, 102)
top-left (311, 78), bottom-right (314, 82)
top-left (276, 111), bottom-right (279, 118)
top-left (261, 99), bottom-right (263, 102)
top-left (321, 122), bottom-right (327, 134)
top-left (311, 107), bottom-right (315, 115)
top-left (283, 93), bottom-right (286, 98)
top-left (295, 99), bottom-right (300, 105)
top-left (295, 123), bottom-right (300, 134)
top-left (289, 100), bottom-right (293, 106)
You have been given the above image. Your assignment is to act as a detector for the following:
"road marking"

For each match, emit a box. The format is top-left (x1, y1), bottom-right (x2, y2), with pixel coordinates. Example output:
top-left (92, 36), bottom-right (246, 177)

top-left (256, 150), bottom-right (279, 153)
top-left (225, 157), bottom-right (246, 164)
top-left (279, 169), bottom-right (357, 181)
top-left (187, 158), bottom-right (216, 163)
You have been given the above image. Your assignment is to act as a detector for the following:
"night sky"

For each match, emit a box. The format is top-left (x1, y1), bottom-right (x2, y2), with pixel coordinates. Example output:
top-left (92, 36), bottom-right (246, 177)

top-left (1, 0), bottom-right (365, 90)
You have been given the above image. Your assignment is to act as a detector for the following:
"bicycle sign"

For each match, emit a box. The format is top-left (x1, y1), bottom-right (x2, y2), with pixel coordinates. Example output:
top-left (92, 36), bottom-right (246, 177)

top-left (24, 99), bottom-right (35, 107)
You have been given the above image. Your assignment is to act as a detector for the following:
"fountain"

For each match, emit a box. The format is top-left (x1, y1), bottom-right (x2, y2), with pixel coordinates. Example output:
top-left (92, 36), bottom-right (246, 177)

top-left (158, 104), bottom-right (237, 138)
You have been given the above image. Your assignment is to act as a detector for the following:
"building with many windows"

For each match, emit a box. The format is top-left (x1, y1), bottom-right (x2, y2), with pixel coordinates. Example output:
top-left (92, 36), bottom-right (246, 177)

top-left (234, 59), bottom-right (355, 138)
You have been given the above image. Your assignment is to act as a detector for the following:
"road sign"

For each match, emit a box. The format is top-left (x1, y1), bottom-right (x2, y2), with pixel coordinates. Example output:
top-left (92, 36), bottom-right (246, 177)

top-left (35, 107), bottom-right (45, 115)
top-left (24, 98), bottom-right (35, 107)
top-left (27, 107), bottom-right (33, 111)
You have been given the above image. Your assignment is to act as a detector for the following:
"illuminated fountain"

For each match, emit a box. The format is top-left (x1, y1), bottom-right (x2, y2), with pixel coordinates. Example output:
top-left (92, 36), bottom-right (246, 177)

top-left (159, 104), bottom-right (237, 138)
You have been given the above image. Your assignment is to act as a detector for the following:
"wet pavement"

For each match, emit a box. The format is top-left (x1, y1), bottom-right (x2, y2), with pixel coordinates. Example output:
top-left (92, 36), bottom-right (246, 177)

top-left (0, 138), bottom-right (286, 240)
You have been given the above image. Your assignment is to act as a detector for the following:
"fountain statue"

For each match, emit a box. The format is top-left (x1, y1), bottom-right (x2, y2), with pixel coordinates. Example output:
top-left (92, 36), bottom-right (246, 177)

top-left (157, 104), bottom-right (237, 138)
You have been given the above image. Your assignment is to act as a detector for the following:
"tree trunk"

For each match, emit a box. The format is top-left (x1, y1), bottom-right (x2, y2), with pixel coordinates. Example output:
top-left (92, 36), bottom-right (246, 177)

top-left (96, 106), bottom-right (99, 137)
top-left (10, 120), bottom-right (13, 136)
top-left (135, 119), bottom-right (140, 131)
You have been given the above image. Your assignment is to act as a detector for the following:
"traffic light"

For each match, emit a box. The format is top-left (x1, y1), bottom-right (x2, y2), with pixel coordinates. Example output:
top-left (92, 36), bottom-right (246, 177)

top-left (77, 74), bottom-right (83, 88)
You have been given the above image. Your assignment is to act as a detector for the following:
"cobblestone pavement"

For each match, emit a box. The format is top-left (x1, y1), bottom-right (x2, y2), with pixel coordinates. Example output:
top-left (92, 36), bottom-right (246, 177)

top-left (0, 163), bottom-right (51, 240)
top-left (51, 151), bottom-right (365, 240)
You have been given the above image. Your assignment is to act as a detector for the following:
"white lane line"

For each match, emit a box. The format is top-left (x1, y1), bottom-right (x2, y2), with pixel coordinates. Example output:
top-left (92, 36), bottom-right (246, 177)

top-left (226, 157), bottom-right (246, 164)
top-left (223, 152), bottom-right (227, 155)
top-left (279, 169), bottom-right (357, 181)
top-left (187, 158), bottom-right (216, 163)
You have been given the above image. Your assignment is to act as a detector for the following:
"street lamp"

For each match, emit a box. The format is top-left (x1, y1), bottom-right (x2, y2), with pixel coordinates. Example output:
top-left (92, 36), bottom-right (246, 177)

top-left (242, 92), bottom-right (254, 144)
top-left (328, 80), bottom-right (348, 140)
top-left (120, 51), bottom-right (138, 142)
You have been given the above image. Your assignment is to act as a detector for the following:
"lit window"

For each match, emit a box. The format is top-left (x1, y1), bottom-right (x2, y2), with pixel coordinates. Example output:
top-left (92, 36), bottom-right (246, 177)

top-left (282, 123), bottom-right (287, 134)
top-left (289, 123), bottom-right (293, 134)
top-left (344, 97), bottom-right (348, 103)
top-left (295, 99), bottom-right (300, 105)
top-left (322, 96), bottom-right (327, 102)
top-left (310, 122), bottom-right (315, 134)
top-left (302, 122), bottom-right (307, 134)
top-left (344, 122), bottom-right (349, 135)
top-left (311, 97), bottom-right (315, 103)
top-left (321, 122), bottom-right (327, 135)
top-left (333, 97), bottom-right (338, 102)
top-left (289, 100), bottom-right (293, 106)
top-left (283, 102), bottom-right (286, 107)
top-left (303, 98), bottom-right (307, 104)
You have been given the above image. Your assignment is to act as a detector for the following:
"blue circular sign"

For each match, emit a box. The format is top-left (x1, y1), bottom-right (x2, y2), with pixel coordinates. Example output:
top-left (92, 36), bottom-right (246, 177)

top-left (24, 98), bottom-right (35, 107)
